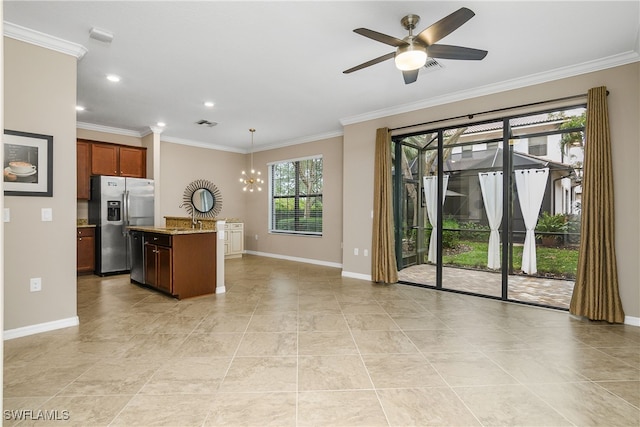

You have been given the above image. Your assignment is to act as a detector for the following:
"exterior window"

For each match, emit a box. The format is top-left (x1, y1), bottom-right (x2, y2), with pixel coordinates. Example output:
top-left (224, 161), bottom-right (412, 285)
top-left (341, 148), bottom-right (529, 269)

top-left (269, 156), bottom-right (323, 235)
top-left (528, 136), bottom-right (548, 156)
top-left (462, 145), bottom-right (473, 158)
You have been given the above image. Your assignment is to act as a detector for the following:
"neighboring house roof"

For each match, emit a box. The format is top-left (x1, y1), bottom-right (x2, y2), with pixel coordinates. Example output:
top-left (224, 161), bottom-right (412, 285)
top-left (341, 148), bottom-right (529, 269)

top-left (443, 111), bottom-right (574, 137)
top-left (407, 147), bottom-right (574, 176)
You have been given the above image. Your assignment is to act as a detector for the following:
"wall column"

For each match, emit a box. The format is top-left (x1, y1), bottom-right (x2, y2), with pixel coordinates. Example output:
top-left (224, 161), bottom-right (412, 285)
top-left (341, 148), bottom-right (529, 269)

top-left (148, 126), bottom-right (163, 226)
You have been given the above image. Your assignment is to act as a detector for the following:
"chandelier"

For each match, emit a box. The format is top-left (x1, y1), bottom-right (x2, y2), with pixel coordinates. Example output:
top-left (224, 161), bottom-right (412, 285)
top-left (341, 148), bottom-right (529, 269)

top-left (239, 128), bottom-right (264, 192)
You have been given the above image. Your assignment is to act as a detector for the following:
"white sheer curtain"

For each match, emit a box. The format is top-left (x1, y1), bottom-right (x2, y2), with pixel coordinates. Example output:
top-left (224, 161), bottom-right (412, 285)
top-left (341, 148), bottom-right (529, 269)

top-left (423, 175), bottom-right (449, 263)
top-left (478, 172), bottom-right (503, 269)
top-left (515, 168), bottom-right (549, 274)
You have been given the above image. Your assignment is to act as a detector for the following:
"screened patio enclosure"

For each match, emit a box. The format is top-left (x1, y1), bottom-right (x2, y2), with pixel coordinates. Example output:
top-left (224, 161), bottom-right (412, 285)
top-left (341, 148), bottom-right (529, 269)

top-left (392, 106), bottom-right (585, 309)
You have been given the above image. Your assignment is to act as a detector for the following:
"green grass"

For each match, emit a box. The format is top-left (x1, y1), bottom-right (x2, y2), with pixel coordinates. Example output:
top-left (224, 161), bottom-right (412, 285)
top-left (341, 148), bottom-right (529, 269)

top-left (442, 240), bottom-right (578, 279)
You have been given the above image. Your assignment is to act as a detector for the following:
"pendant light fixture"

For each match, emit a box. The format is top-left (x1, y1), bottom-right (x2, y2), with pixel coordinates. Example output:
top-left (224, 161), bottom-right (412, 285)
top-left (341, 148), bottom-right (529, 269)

top-left (239, 128), bottom-right (264, 192)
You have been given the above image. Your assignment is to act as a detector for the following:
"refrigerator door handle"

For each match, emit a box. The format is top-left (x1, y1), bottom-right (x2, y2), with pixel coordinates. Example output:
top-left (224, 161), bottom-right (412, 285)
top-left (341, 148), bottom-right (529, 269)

top-left (123, 190), bottom-right (130, 236)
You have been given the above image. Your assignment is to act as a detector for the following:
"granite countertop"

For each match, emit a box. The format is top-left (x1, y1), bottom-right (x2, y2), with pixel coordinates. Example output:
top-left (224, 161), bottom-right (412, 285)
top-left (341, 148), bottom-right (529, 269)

top-left (164, 216), bottom-right (242, 223)
top-left (127, 225), bottom-right (217, 235)
top-left (77, 224), bottom-right (96, 228)
top-left (77, 219), bottom-right (96, 228)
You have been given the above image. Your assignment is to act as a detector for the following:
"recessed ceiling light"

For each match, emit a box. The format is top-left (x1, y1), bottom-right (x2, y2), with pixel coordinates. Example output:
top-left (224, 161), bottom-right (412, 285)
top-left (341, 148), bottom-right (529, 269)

top-left (106, 74), bottom-right (120, 82)
top-left (156, 122), bottom-right (166, 127)
top-left (75, 105), bottom-right (85, 111)
top-left (204, 101), bottom-right (214, 108)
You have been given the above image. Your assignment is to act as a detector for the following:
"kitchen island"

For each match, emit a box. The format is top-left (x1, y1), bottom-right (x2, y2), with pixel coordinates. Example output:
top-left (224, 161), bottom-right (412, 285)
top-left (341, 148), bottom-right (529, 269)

top-left (128, 223), bottom-right (226, 299)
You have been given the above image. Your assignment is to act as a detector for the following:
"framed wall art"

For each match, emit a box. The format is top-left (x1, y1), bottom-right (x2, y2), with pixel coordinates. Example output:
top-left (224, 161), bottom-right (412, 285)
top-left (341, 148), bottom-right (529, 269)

top-left (3, 130), bottom-right (53, 197)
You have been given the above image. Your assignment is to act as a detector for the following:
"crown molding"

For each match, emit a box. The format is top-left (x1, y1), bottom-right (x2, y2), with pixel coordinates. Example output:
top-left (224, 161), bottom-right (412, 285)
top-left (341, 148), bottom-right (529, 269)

top-left (3, 21), bottom-right (87, 59)
top-left (160, 135), bottom-right (246, 154)
top-left (340, 51), bottom-right (640, 126)
top-left (77, 122), bottom-right (142, 138)
top-left (253, 130), bottom-right (344, 153)
top-left (148, 126), bottom-right (165, 135)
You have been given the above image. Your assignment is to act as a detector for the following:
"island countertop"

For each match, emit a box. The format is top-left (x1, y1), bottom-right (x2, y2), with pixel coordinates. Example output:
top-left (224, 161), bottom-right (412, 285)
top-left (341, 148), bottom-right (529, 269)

top-left (127, 226), bottom-right (217, 235)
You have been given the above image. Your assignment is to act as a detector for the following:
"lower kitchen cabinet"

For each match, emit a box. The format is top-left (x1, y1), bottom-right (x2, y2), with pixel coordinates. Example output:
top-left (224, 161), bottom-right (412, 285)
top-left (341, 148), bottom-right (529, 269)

top-left (142, 231), bottom-right (216, 299)
top-left (77, 227), bottom-right (95, 274)
top-left (144, 238), bottom-right (172, 293)
top-left (224, 222), bottom-right (244, 258)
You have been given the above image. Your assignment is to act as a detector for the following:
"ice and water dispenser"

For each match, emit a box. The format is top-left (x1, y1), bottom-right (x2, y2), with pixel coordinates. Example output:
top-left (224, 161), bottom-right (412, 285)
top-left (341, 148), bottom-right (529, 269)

top-left (107, 201), bottom-right (121, 221)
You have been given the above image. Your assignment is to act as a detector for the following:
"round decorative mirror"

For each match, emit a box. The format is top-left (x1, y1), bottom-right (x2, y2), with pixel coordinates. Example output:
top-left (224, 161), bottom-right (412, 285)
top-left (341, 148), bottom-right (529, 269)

top-left (192, 188), bottom-right (214, 213)
top-left (182, 179), bottom-right (222, 218)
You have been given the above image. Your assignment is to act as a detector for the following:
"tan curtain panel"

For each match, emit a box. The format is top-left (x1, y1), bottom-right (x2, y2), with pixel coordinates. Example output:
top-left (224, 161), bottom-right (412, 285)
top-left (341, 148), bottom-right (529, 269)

top-left (372, 127), bottom-right (398, 283)
top-left (569, 86), bottom-right (625, 323)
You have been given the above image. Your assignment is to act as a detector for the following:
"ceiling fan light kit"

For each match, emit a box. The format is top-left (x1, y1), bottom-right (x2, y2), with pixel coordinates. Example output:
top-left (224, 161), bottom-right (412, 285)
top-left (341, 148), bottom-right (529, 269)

top-left (344, 7), bottom-right (488, 84)
top-left (395, 43), bottom-right (427, 71)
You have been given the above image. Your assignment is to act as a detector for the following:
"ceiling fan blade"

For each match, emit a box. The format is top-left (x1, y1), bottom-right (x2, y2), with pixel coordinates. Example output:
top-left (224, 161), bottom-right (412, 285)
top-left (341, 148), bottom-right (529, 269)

top-left (427, 44), bottom-right (488, 60)
top-left (402, 69), bottom-right (419, 84)
top-left (354, 28), bottom-right (407, 47)
top-left (343, 52), bottom-right (395, 74)
top-left (416, 7), bottom-right (475, 46)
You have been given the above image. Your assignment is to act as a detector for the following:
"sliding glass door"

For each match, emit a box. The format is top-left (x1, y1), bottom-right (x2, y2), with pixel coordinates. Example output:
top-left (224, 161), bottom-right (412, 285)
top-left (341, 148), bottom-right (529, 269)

top-left (394, 106), bottom-right (585, 310)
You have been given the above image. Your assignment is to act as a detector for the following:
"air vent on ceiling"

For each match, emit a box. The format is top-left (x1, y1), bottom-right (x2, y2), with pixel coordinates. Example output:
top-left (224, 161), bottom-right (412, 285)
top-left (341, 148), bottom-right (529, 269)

top-left (195, 119), bottom-right (217, 127)
top-left (419, 58), bottom-right (443, 74)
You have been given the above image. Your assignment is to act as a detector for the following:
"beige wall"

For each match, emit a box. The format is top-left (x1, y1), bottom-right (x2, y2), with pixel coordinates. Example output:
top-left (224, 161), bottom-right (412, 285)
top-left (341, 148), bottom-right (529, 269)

top-left (159, 142), bottom-right (246, 224)
top-left (4, 38), bottom-right (78, 330)
top-left (76, 128), bottom-right (143, 147)
top-left (342, 63), bottom-right (640, 320)
top-left (243, 136), bottom-right (344, 265)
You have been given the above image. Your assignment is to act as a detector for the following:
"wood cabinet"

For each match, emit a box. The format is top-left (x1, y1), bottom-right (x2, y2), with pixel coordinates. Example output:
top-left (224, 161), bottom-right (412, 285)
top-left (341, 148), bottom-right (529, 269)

top-left (77, 227), bottom-right (95, 274)
top-left (76, 139), bottom-right (147, 200)
top-left (142, 232), bottom-right (216, 299)
top-left (77, 141), bottom-right (91, 199)
top-left (90, 142), bottom-right (146, 177)
top-left (119, 146), bottom-right (147, 177)
top-left (144, 234), bottom-right (173, 293)
top-left (224, 222), bottom-right (244, 258)
top-left (90, 143), bottom-right (119, 176)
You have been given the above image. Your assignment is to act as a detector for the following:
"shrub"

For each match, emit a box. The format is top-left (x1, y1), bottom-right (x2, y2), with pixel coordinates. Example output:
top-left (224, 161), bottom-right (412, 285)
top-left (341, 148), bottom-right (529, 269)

top-left (426, 218), bottom-right (460, 249)
top-left (275, 217), bottom-right (322, 232)
top-left (536, 212), bottom-right (567, 246)
top-left (536, 212), bottom-right (567, 233)
top-left (458, 221), bottom-right (491, 241)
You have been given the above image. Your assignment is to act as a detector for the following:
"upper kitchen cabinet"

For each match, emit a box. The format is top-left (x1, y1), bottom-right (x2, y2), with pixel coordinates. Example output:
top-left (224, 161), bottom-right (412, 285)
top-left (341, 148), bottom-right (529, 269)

top-left (90, 142), bottom-right (147, 177)
top-left (77, 139), bottom-right (147, 200)
top-left (119, 146), bottom-right (147, 177)
top-left (77, 140), bottom-right (91, 199)
top-left (90, 142), bottom-right (119, 175)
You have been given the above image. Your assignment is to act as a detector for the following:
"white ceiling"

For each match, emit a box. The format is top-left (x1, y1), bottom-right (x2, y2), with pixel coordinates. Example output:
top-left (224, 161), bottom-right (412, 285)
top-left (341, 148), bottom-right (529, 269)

top-left (4, 1), bottom-right (639, 152)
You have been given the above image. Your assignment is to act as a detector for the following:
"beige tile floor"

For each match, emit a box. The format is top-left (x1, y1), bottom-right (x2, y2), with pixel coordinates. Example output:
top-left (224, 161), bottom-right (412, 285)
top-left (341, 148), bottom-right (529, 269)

top-left (3, 255), bottom-right (639, 426)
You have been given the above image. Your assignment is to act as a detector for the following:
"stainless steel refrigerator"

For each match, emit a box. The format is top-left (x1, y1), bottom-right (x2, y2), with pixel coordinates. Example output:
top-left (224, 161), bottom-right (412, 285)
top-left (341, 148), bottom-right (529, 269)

top-left (89, 175), bottom-right (155, 275)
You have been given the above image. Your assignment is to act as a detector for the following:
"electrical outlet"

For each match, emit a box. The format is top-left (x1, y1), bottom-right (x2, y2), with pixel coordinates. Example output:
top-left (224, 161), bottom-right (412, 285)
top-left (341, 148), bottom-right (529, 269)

top-left (30, 278), bottom-right (42, 292)
top-left (354, 248), bottom-right (359, 256)
top-left (4, 208), bottom-right (10, 222)
top-left (364, 249), bottom-right (369, 257)
top-left (255, 234), bottom-right (258, 240)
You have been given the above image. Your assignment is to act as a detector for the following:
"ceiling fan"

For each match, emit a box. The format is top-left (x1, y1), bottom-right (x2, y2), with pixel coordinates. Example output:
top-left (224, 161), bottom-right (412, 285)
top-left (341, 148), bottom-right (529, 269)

top-left (343, 7), bottom-right (488, 84)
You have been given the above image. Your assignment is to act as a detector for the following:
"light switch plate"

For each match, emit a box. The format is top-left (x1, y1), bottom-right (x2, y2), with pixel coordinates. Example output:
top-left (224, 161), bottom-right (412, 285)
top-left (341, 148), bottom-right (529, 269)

top-left (3, 208), bottom-right (9, 222)
top-left (41, 208), bottom-right (53, 222)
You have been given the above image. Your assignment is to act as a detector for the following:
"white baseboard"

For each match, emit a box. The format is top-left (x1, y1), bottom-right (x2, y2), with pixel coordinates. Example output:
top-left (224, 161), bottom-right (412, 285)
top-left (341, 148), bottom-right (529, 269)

top-left (3, 316), bottom-right (79, 340)
top-left (624, 316), bottom-right (640, 327)
top-left (341, 271), bottom-right (372, 281)
top-left (244, 250), bottom-right (342, 269)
